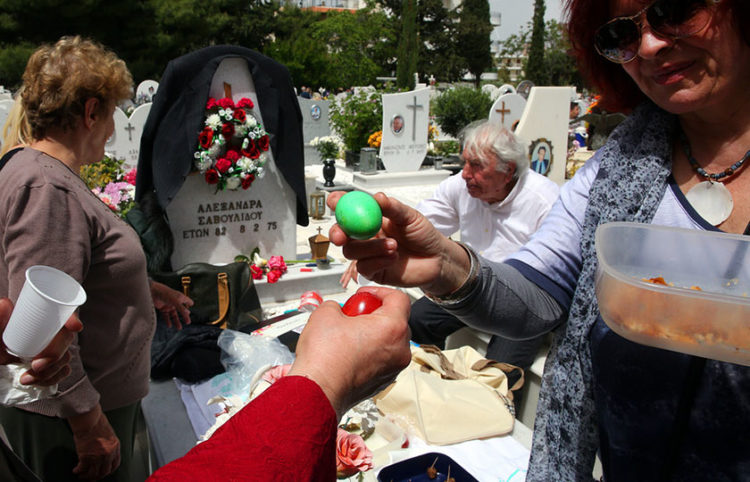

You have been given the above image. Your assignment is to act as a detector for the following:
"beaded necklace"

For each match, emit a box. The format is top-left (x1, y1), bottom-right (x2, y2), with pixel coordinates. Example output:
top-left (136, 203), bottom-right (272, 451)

top-left (679, 129), bottom-right (750, 181)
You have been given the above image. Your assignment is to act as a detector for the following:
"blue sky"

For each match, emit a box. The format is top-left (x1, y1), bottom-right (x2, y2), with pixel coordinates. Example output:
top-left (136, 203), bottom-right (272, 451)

top-left (491, 0), bottom-right (565, 41)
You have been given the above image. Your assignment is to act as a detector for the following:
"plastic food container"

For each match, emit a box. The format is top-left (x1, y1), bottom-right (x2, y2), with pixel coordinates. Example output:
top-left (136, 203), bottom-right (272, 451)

top-left (595, 222), bottom-right (750, 366)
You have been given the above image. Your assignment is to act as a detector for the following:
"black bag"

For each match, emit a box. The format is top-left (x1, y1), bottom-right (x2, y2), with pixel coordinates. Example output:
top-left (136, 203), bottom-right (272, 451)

top-left (151, 262), bottom-right (262, 331)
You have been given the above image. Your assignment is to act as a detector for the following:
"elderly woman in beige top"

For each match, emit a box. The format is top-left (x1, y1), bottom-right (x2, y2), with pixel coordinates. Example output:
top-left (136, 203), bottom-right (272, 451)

top-left (0, 36), bottom-right (190, 481)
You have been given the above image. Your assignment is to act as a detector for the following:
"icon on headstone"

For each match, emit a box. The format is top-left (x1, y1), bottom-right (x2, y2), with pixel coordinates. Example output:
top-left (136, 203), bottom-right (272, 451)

top-left (311, 104), bottom-right (321, 121)
top-left (391, 115), bottom-right (405, 135)
top-left (529, 137), bottom-right (552, 176)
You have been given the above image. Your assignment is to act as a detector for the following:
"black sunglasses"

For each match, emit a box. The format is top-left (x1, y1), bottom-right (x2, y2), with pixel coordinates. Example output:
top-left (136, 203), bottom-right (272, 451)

top-left (594, 0), bottom-right (720, 63)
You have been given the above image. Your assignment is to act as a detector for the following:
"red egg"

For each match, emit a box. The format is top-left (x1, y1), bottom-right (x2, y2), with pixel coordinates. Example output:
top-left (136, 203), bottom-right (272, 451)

top-left (342, 292), bottom-right (382, 316)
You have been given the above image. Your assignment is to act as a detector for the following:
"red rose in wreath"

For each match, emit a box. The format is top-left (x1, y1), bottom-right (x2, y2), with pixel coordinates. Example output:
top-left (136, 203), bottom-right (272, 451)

top-left (199, 127), bottom-right (213, 148)
top-left (215, 158), bottom-right (232, 174)
top-left (241, 174), bottom-right (255, 190)
top-left (225, 150), bottom-right (240, 162)
top-left (233, 109), bottom-right (246, 123)
top-left (237, 98), bottom-right (254, 109)
top-left (247, 142), bottom-right (260, 159)
top-left (205, 169), bottom-right (219, 184)
top-left (221, 122), bottom-right (234, 139)
top-left (206, 98), bottom-right (218, 110)
top-left (257, 134), bottom-right (270, 151)
top-left (218, 97), bottom-right (235, 109)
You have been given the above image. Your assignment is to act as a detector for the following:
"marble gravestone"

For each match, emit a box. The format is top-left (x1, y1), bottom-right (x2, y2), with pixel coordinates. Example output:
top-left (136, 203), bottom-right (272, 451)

top-left (136, 79), bottom-right (159, 104)
top-left (514, 86), bottom-right (571, 186)
top-left (379, 88), bottom-right (431, 172)
top-left (298, 97), bottom-right (331, 166)
top-left (106, 103), bottom-right (151, 169)
top-left (488, 93), bottom-right (527, 131)
top-left (165, 57), bottom-right (297, 268)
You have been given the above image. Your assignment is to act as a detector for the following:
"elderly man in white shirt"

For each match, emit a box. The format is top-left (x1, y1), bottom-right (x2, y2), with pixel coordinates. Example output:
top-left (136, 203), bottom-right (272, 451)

top-left (410, 120), bottom-right (560, 388)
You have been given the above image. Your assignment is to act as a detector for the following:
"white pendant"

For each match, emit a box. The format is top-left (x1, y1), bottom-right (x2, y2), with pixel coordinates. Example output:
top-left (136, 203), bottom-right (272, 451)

top-left (685, 181), bottom-right (733, 226)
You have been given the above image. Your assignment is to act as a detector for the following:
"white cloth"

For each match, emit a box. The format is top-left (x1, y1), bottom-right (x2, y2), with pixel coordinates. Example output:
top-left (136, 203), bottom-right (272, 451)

top-left (416, 170), bottom-right (560, 262)
top-left (508, 150), bottom-right (708, 304)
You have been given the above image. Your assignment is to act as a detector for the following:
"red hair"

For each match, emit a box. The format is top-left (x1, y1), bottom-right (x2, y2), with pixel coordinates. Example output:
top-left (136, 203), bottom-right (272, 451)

top-left (564, 0), bottom-right (750, 113)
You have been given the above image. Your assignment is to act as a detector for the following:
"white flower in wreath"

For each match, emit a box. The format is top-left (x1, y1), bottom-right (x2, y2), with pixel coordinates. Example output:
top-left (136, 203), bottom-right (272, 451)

top-left (225, 176), bottom-right (242, 190)
top-left (208, 139), bottom-right (224, 158)
top-left (205, 114), bottom-right (222, 129)
top-left (245, 116), bottom-right (257, 128)
top-left (237, 157), bottom-right (256, 171)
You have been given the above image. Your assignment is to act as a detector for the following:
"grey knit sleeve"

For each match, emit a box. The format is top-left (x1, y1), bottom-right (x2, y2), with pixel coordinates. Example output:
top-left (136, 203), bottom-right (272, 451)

top-left (442, 258), bottom-right (566, 341)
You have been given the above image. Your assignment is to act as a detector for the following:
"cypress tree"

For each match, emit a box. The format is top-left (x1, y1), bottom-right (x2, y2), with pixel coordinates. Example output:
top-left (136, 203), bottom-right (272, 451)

top-left (396, 0), bottom-right (419, 90)
top-left (457, 0), bottom-right (492, 88)
top-left (525, 0), bottom-right (547, 84)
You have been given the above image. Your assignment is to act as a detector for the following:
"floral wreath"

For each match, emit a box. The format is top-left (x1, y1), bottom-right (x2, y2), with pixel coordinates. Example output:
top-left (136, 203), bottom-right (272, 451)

top-left (193, 97), bottom-right (270, 191)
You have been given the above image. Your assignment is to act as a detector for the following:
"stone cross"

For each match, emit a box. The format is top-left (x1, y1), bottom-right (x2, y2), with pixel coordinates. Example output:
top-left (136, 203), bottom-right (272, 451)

top-left (406, 96), bottom-right (424, 141)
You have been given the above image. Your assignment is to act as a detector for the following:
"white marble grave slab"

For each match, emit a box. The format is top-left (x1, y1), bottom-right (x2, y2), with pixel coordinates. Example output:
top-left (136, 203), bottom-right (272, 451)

top-left (514, 86), bottom-right (571, 186)
top-left (166, 57), bottom-right (296, 267)
top-left (488, 93), bottom-right (526, 131)
top-left (379, 88), bottom-right (430, 172)
top-left (106, 104), bottom-right (150, 169)
top-left (299, 97), bottom-right (331, 165)
top-left (136, 79), bottom-right (159, 104)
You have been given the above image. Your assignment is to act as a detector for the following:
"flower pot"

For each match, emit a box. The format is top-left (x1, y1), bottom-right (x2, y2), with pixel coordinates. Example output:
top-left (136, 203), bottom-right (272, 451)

top-left (322, 159), bottom-right (337, 187)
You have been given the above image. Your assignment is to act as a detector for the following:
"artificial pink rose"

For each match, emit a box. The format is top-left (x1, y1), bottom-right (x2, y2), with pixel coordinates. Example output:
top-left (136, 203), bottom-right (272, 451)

top-left (262, 364), bottom-right (291, 384)
top-left (237, 97), bottom-right (254, 109)
top-left (199, 126), bottom-right (214, 148)
top-left (124, 168), bottom-right (137, 186)
top-left (221, 122), bottom-right (234, 139)
top-left (204, 169), bottom-right (219, 184)
top-left (233, 108), bottom-right (246, 123)
top-left (218, 97), bottom-right (235, 109)
top-left (206, 98), bottom-right (218, 110)
top-left (250, 264), bottom-right (264, 280)
top-left (225, 149), bottom-right (240, 162)
top-left (335, 429), bottom-right (373, 478)
top-left (257, 134), bottom-right (270, 151)
top-left (268, 256), bottom-right (287, 273)
top-left (215, 157), bottom-right (232, 174)
top-left (241, 174), bottom-right (255, 190)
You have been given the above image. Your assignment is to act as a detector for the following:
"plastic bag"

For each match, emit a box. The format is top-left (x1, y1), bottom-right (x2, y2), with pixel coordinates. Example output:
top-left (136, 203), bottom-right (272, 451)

top-left (217, 329), bottom-right (295, 398)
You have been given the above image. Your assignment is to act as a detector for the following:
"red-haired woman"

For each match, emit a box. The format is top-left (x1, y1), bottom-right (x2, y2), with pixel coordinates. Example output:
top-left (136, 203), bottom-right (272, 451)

top-left (328, 0), bottom-right (750, 480)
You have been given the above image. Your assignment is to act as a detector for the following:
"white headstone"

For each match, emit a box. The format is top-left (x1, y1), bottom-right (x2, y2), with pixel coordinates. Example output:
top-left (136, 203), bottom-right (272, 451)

top-left (298, 97), bottom-right (331, 165)
top-left (488, 93), bottom-right (527, 131)
top-left (166, 57), bottom-right (297, 267)
top-left (136, 80), bottom-right (159, 104)
top-left (379, 88), bottom-right (430, 172)
top-left (514, 86), bottom-right (571, 185)
top-left (106, 104), bottom-right (151, 168)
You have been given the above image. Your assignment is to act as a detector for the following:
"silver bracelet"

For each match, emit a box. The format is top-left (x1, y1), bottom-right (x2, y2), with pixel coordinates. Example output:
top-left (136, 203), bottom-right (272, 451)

top-left (426, 241), bottom-right (480, 306)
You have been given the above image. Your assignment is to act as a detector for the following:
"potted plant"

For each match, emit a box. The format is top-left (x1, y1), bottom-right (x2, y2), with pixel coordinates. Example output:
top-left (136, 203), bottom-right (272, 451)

top-left (330, 89), bottom-right (383, 168)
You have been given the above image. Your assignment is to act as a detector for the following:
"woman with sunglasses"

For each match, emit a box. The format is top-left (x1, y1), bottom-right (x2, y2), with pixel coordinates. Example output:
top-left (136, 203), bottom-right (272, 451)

top-left (328, 0), bottom-right (750, 480)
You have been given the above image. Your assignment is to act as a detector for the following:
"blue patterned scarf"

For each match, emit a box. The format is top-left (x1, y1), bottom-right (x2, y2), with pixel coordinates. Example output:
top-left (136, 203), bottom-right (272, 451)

top-left (527, 102), bottom-right (677, 481)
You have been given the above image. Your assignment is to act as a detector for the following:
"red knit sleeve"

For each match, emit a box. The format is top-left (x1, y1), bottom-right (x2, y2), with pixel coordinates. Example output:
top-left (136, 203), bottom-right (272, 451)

top-left (148, 375), bottom-right (338, 481)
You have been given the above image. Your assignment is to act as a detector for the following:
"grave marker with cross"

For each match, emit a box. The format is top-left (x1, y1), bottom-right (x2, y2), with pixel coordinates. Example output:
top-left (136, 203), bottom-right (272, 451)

top-left (378, 88), bottom-right (431, 172)
top-left (488, 93), bottom-right (527, 131)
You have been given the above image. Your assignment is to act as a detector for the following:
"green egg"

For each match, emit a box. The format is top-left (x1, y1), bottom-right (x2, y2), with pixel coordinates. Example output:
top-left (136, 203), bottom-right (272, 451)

top-left (335, 191), bottom-right (382, 240)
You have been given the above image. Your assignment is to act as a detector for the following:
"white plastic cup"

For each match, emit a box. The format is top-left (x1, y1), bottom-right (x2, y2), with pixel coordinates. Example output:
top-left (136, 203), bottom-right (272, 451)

top-left (2, 266), bottom-right (87, 359)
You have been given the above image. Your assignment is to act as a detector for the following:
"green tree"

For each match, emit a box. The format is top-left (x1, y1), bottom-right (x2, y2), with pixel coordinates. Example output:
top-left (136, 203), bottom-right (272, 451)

top-left (432, 86), bottom-right (492, 138)
top-left (457, 0), bottom-right (492, 88)
top-left (396, 0), bottom-right (418, 90)
top-left (525, 0), bottom-right (547, 84)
